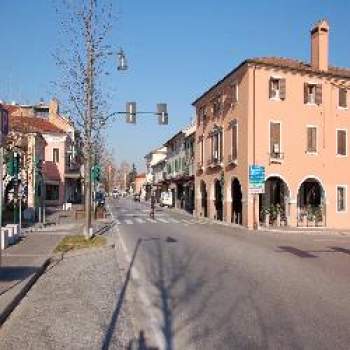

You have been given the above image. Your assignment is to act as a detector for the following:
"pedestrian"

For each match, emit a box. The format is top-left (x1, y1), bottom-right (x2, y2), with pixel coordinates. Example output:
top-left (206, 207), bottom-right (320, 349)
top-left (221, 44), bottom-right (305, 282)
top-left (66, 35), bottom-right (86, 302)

top-left (150, 194), bottom-right (155, 219)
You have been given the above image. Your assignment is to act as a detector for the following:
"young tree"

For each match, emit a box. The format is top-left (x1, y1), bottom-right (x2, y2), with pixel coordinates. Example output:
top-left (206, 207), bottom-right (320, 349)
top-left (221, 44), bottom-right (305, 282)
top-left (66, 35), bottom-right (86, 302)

top-left (54, 0), bottom-right (115, 237)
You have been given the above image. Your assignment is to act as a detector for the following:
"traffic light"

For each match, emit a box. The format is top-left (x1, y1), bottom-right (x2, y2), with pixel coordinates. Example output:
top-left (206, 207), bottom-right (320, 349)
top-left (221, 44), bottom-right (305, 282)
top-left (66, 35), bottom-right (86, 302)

top-left (126, 102), bottom-right (136, 124)
top-left (6, 152), bottom-right (21, 177)
top-left (157, 103), bottom-right (168, 125)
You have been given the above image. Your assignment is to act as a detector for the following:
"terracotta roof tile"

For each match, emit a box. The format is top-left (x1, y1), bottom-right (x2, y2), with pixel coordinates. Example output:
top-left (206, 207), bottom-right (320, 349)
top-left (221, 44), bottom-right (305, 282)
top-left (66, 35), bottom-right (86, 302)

top-left (42, 161), bottom-right (61, 181)
top-left (193, 56), bottom-right (350, 105)
top-left (9, 115), bottom-right (65, 134)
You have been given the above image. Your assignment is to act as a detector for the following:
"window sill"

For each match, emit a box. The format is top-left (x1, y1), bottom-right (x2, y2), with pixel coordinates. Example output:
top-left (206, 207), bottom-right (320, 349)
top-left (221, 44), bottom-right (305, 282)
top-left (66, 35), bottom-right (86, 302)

top-left (269, 158), bottom-right (284, 164)
top-left (336, 210), bottom-right (347, 214)
top-left (306, 151), bottom-right (318, 156)
top-left (269, 97), bottom-right (282, 102)
top-left (336, 154), bottom-right (348, 158)
top-left (337, 106), bottom-right (348, 111)
top-left (305, 102), bottom-right (317, 106)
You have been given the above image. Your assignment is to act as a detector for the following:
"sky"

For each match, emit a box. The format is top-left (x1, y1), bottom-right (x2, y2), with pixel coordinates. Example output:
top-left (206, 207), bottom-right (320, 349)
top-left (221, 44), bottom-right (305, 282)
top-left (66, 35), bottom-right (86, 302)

top-left (1, 0), bottom-right (350, 171)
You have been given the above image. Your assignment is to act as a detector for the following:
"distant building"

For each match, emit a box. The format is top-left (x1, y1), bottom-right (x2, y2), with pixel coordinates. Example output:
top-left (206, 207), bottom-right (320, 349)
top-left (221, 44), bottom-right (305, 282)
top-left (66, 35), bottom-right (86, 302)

top-left (193, 20), bottom-right (350, 229)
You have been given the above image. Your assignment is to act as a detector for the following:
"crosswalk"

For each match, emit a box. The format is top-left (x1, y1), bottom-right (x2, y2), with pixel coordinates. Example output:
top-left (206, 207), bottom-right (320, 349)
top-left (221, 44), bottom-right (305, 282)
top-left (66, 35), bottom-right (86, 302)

top-left (114, 217), bottom-right (202, 226)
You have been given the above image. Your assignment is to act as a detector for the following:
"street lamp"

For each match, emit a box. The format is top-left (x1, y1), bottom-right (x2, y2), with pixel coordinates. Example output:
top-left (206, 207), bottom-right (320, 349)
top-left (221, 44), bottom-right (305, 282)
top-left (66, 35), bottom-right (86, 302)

top-left (117, 49), bottom-right (128, 71)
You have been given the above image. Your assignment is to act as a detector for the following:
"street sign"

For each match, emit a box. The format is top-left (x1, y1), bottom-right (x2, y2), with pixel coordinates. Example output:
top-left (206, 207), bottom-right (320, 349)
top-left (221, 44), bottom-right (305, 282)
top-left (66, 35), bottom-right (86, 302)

top-left (249, 165), bottom-right (265, 194)
top-left (0, 108), bottom-right (9, 145)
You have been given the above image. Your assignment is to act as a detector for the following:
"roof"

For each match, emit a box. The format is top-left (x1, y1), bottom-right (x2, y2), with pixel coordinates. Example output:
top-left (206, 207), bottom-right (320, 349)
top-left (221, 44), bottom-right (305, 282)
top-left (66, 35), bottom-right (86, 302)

top-left (135, 173), bottom-right (146, 178)
top-left (192, 56), bottom-right (350, 105)
top-left (42, 161), bottom-right (61, 181)
top-left (0, 104), bottom-right (19, 114)
top-left (163, 130), bottom-right (184, 146)
top-left (9, 115), bottom-right (65, 134)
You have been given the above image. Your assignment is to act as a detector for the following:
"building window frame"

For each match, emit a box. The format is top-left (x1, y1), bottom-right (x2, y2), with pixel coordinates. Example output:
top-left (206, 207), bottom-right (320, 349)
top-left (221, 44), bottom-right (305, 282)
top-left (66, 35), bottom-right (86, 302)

top-left (336, 128), bottom-right (348, 157)
top-left (338, 88), bottom-right (348, 109)
top-left (232, 82), bottom-right (239, 103)
top-left (269, 120), bottom-right (283, 162)
top-left (306, 125), bottom-right (318, 155)
top-left (53, 148), bottom-right (60, 163)
top-left (336, 185), bottom-right (347, 213)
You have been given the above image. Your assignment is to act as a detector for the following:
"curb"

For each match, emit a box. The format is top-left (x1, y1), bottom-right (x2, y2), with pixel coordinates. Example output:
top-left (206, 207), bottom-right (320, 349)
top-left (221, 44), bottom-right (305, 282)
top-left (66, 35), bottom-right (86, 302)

top-left (0, 257), bottom-right (52, 327)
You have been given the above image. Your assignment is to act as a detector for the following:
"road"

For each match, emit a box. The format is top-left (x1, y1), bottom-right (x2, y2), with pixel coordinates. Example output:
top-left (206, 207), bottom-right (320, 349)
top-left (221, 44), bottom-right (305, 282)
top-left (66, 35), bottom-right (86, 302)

top-left (109, 197), bottom-right (350, 350)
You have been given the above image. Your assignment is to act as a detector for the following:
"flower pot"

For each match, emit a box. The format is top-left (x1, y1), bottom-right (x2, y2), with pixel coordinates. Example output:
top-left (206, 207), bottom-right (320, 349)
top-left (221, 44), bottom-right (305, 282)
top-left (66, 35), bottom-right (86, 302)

top-left (276, 213), bottom-right (281, 227)
top-left (265, 214), bottom-right (270, 227)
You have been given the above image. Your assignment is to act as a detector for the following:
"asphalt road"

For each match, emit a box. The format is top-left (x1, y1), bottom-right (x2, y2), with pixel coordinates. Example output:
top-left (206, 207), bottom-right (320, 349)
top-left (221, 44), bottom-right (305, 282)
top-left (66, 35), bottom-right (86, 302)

top-left (109, 197), bottom-right (350, 350)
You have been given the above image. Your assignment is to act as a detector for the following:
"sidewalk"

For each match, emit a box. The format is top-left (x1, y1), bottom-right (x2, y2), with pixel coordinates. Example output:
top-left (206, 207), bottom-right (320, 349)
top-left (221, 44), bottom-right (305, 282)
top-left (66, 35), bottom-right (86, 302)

top-left (0, 207), bottom-right (84, 326)
top-left (0, 208), bottom-right (150, 349)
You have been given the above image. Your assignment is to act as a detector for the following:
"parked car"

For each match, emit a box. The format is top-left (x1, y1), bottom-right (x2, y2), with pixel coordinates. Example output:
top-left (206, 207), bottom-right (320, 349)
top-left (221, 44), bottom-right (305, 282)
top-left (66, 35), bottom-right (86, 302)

top-left (160, 191), bottom-right (173, 207)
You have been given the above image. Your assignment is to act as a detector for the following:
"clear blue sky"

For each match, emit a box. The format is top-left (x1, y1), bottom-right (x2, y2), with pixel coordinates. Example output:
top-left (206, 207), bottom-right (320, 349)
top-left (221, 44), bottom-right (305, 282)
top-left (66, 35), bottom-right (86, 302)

top-left (0, 0), bottom-right (349, 171)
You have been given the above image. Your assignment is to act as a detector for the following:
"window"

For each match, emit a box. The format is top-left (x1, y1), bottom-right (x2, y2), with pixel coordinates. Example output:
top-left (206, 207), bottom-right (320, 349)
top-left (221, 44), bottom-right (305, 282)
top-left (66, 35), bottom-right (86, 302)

top-left (304, 83), bottom-right (322, 105)
top-left (53, 148), bottom-right (59, 163)
top-left (231, 119), bottom-right (238, 161)
top-left (337, 186), bottom-right (347, 212)
top-left (198, 137), bottom-right (204, 166)
top-left (212, 96), bottom-right (222, 116)
top-left (270, 122), bottom-right (282, 158)
top-left (232, 83), bottom-right (239, 103)
top-left (211, 128), bottom-right (223, 163)
top-left (269, 78), bottom-right (286, 100)
top-left (337, 129), bottom-right (347, 156)
top-left (198, 106), bottom-right (207, 126)
top-left (339, 88), bottom-right (347, 108)
top-left (46, 184), bottom-right (59, 201)
top-left (306, 127), bottom-right (317, 153)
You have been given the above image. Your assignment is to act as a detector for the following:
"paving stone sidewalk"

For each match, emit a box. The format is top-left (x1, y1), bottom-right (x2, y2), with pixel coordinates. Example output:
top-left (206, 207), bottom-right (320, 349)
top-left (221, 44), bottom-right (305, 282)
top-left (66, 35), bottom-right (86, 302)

top-left (0, 236), bottom-right (138, 349)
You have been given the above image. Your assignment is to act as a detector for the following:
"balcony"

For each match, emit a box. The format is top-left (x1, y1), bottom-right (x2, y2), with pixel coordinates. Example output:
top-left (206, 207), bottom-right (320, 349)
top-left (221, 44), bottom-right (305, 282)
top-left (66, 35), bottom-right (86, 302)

top-left (227, 153), bottom-right (238, 166)
top-left (269, 152), bottom-right (284, 164)
top-left (207, 157), bottom-right (223, 169)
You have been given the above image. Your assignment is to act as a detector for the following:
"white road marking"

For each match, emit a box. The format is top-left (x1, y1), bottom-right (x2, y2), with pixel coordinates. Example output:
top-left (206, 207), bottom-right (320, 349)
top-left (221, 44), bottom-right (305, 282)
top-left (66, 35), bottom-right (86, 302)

top-left (146, 218), bottom-right (157, 223)
top-left (106, 203), bottom-right (164, 349)
top-left (124, 219), bottom-right (133, 225)
top-left (135, 218), bottom-right (145, 224)
top-left (167, 218), bottom-right (180, 223)
top-left (156, 217), bottom-right (169, 223)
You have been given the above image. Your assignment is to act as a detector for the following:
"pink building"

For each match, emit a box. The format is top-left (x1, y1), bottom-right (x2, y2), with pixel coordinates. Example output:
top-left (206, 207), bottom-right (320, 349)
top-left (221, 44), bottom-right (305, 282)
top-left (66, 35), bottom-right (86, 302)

top-left (194, 20), bottom-right (350, 230)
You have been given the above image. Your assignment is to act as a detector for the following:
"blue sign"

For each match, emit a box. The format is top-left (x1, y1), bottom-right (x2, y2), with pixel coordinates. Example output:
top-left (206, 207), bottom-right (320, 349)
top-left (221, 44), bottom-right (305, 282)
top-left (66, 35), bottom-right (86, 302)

top-left (249, 165), bottom-right (265, 193)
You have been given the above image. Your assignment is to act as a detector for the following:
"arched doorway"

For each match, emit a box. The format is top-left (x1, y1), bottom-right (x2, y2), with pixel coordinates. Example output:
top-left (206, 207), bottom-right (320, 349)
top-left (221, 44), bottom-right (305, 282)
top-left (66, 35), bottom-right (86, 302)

top-left (231, 178), bottom-right (242, 224)
top-left (297, 178), bottom-right (325, 226)
top-left (200, 180), bottom-right (208, 217)
top-left (260, 176), bottom-right (290, 226)
top-left (214, 179), bottom-right (223, 221)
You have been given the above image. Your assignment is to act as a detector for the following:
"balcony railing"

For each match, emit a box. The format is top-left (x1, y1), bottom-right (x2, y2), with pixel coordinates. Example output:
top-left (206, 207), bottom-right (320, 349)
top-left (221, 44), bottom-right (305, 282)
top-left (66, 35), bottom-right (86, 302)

top-left (207, 157), bottom-right (223, 168)
top-left (227, 153), bottom-right (238, 165)
top-left (269, 152), bottom-right (284, 163)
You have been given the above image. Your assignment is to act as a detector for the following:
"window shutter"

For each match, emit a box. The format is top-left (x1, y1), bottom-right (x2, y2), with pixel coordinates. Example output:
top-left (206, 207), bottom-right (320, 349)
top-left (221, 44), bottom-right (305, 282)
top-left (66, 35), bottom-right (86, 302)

top-left (269, 79), bottom-right (273, 99)
top-left (339, 88), bottom-right (347, 108)
top-left (315, 84), bottom-right (322, 105)
top-left (270, 123), bottom-right (280, 153)
top-left (337, 130), bottom-right (346, 155)
top-left (232, 123), bottom-right (238, 160)
top-left (279, 78), bottom-right (286, 100)
top-left (312, 128), bottom-right (317, 152)
top-left (304, 83), bottom-right (308, 104)
top-left (307, 127), bottom-right (317, 152)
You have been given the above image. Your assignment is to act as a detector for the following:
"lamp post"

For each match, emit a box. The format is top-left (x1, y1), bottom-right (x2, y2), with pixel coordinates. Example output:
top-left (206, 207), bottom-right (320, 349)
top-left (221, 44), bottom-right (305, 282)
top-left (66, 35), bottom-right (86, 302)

top-left (84, 47), bottom-right (169, 238)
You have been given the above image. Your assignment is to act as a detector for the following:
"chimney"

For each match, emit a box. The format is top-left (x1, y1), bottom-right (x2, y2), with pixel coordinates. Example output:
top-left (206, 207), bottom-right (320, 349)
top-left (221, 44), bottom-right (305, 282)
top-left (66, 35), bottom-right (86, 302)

top-left (311, 19), bottom-right (329, 71)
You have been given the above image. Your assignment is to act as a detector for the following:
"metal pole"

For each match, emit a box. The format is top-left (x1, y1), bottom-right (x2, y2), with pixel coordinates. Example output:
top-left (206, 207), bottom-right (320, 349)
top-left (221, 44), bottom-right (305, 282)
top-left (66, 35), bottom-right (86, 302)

top-left (0, 146), bottom-right (3, 266)
top-left (19, 195), bottom-right (22, 235)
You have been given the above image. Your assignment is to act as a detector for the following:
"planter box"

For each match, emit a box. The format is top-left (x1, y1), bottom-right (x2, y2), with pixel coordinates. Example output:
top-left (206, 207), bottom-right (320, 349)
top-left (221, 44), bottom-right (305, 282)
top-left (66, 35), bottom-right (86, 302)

top-left (1, 228), bottom-right (9, 250)
top-left (6, 224), bottom-right (20, 241)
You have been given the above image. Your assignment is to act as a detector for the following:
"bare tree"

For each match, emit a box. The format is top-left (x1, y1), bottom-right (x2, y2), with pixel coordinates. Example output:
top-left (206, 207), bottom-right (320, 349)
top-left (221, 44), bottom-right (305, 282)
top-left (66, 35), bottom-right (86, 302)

top-left (54, 0), bottom-right (115, 237)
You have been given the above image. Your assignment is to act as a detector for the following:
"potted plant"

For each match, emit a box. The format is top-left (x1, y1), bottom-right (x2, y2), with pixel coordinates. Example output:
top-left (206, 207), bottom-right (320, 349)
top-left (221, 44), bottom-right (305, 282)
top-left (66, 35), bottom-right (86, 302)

top-left (275, 203), bottom-right (282, 227)
top-left (261, 207), bottom-right (270, 227)
top-left (315, 206), bottom-right (323, 226)
top-left (306, 205), bottom-right (316, 227)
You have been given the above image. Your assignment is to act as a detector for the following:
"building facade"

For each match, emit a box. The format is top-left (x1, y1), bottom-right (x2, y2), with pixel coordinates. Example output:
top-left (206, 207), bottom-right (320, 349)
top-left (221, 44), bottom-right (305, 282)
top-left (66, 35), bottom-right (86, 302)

top-left (194, 20), bottom-right (350, 229)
